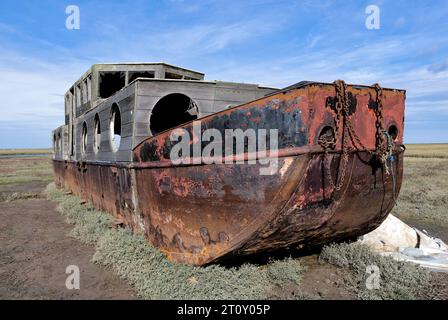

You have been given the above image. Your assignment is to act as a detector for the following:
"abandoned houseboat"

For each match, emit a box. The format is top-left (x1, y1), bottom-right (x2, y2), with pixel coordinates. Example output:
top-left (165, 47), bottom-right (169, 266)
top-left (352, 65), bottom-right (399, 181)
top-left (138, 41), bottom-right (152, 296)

top-left (52, 63), bottom-right (406, 265)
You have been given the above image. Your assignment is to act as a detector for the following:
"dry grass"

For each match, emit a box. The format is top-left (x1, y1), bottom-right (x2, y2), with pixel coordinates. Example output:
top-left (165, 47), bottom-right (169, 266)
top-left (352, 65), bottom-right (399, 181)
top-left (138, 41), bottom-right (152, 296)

top-left (0, 148), bottom-right (52, 155)
top-left (392, 156), bottom-right (448, 233)
top-left (0, 192), bottom-right (42, 202)
top-left (405, 144), bottom-right (448, 159)
top-left (0, 157), bottom-right (53, 186)
top-left (320, 242), bottom-right (432, 300)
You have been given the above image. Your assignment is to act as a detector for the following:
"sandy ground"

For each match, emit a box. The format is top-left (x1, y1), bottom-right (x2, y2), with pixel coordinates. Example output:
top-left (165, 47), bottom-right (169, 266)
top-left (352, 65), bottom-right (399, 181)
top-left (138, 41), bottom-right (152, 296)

top-left (0, 181), bottom-right (135, 299)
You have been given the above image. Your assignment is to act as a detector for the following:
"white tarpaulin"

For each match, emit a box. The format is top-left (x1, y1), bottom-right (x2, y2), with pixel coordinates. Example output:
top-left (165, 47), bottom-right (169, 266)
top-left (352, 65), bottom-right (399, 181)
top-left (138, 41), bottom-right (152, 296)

top-left (358, 214), bottom-right (448, 272)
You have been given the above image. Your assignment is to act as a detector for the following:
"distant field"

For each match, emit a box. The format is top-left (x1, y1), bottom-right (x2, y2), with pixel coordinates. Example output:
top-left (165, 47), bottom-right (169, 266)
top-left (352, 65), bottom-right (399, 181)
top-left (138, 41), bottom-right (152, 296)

top-left (0, 148), bottom-right (52, 156)
top-left (405, 144), bottom-right (448, 158)
top-left (0, 156), bottom-right (52, 186)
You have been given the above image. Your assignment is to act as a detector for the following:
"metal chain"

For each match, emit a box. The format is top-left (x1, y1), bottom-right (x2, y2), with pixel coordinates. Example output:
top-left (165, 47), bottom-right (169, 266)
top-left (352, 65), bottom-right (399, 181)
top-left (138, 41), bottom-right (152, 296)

top-left (372, 83), bottom-right (390, 166)
top-left (318, 80), bottom-right (351, 195)
top-left (318, 80), bottom-right (393, 199)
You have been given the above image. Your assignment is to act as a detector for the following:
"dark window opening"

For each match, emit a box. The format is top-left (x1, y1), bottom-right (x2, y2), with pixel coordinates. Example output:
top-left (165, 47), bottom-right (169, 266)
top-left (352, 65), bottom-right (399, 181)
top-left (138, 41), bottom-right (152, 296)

top-left (110, 104), bottom-right (122, 152)
top-left (184, 76), bottom-right (200, 80)
top-left (94, 114), bottom-right (101, 153)
top-left (150, 93), bottom-right (198, 135)
top-left (165, 72), bottom-right (183, 79)
top-left (128, 71), bottom-right (155, 83)
top-left (388, 124), bottom-right (398, 141)
top-left (69, 87), bottom-right (75, 116)
top-left (76, 84), bottom-right (82, 106)
top-left (82, 79), bottom-right (88, 103)
top-left (99, 71), bottom-right (126, 99)
top-left (86, 75), bottom-right (92, 100)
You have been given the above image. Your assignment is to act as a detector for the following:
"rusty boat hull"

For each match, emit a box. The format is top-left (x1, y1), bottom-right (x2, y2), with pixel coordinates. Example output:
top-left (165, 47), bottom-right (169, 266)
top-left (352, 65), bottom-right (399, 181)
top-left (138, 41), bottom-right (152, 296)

top-left (53, 81), bottom-right (405, 265)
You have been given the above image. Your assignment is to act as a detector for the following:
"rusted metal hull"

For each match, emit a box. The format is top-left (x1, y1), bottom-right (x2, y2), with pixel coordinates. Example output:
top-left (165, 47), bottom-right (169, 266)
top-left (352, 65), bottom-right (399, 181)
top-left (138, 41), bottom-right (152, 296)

top-left (53, 82), bottom-right (405, 265)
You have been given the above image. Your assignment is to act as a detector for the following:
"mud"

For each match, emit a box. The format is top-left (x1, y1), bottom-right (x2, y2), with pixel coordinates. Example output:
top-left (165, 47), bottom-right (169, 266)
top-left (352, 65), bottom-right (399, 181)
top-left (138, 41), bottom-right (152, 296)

top-left (0, 180), bottom-right (135, 299)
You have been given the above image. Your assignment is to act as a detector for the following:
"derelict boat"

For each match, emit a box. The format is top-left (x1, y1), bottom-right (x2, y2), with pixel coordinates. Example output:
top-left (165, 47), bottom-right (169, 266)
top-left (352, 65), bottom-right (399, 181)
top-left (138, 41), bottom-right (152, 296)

top-left (52, 63), bottom-right (405, 265)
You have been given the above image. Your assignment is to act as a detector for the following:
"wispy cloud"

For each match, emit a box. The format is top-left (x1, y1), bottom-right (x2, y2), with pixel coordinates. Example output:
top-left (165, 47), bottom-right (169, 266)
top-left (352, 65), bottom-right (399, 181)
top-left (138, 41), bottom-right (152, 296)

top-left (0, 0), bottom-right (447, 147)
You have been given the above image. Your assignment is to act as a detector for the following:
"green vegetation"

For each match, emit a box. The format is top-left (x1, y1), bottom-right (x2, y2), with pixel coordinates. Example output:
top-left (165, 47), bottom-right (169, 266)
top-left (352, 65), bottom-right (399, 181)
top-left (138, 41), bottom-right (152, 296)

top-left (320, 242), bottom-right (432, 300)
top-left (46, 183), bottom-right (304, 300)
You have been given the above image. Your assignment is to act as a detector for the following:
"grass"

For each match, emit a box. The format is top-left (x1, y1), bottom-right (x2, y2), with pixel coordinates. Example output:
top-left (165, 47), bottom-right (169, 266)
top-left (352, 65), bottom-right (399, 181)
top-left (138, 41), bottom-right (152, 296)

top-left (0, 157), bottom-right (53, 186)
top-left (0, 192), bottom-right (42, 203)
top-left (0, 148), bottom-right (52, 156)
top-left (319, 242), bottom-right (433, 300)
top-left (45, 183), bottom-right (305, 300)
top-left (404, 143), bottom-right (448, 159)
top-left (391, 157), bottom-right (448, 234)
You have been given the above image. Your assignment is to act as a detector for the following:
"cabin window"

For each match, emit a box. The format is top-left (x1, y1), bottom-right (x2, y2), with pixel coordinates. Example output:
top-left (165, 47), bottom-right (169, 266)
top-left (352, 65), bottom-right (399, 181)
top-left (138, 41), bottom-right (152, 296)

top-left (76, 84), bottom-right (82, 106)
top-left (164, 72), bottom-right (183, 80)
top-left (81, 122), bottom-right (87, 154)
top-left (94, 114), bottom-right (101, 153)
top-left (70, 87), bottom-right (75, 115)
top-left (128, 71), bottom-right (155, 83)
top-left (109, 104), bottom-right (122, 152)
top-left (99, 72), bottom-right (126, 99)
top-left (82, 79), bottom-right (88, 103)
top-left (65, 94), bottom-right (70, 112)
top-left (65, 94), bottom-right (71, 124)
top-left (150, 93), bottom-right (198, 135)
top-left (86, 75), bottom-right (92, 101)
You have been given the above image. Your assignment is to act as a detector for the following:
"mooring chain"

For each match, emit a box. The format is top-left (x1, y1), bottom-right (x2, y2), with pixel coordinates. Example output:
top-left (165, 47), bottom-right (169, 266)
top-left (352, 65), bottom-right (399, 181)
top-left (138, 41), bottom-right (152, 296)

top-left (372, 83), bottom-right (391, 168)
top-left (318, 80), bottom-right (351, 194)
top-left (318, 80), bottom-right (394, 199)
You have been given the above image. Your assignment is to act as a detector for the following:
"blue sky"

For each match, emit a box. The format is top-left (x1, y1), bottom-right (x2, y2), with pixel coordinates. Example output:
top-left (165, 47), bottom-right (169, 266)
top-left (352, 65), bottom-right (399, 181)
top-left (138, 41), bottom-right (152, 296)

top-left (0, 0), bottom-right (447, 148)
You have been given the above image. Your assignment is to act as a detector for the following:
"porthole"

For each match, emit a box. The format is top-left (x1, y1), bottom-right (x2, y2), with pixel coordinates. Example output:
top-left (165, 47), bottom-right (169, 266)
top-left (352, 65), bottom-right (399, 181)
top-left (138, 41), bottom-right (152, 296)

top-left (388, 124), bottom-right (398, 141)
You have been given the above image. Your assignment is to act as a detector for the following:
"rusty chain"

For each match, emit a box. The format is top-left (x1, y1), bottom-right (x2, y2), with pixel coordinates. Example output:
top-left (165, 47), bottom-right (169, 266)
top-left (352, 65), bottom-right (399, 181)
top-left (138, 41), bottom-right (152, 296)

top-left (372, 83), bottom-right (390, 166)
top-left (318, 80), bottom-right (351, 194)
top-left (318, 80), bottom-right (392, 199)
